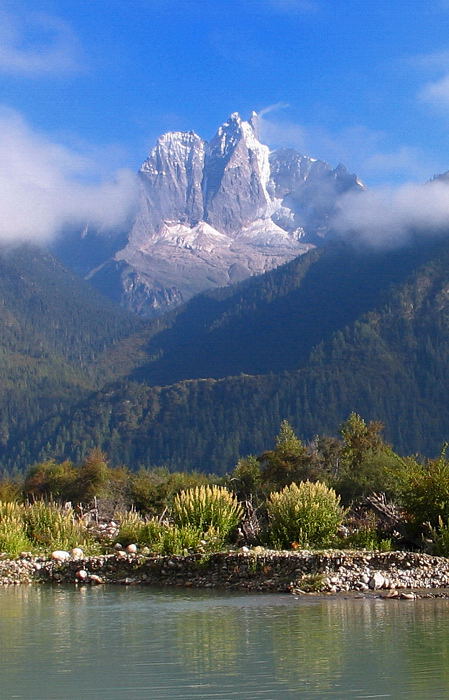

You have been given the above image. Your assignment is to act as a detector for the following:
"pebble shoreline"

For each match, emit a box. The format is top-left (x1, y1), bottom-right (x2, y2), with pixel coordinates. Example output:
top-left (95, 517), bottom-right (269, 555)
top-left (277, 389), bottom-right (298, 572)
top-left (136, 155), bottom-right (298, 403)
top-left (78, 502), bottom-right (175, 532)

top-left (1, 549), bottom-right (449, 598)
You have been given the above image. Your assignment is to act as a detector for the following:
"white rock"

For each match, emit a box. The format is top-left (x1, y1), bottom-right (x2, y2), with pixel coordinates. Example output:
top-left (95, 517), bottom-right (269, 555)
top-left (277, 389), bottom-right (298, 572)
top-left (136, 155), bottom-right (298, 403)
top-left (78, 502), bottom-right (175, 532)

top-left (51, 550), bottom-right (70, 562)
top-left (75, 569), bottom-right (88, 581)
top-left (71, 547), bottom-right (83, 559)
top-left (126, 544), bottom-right (137, 554)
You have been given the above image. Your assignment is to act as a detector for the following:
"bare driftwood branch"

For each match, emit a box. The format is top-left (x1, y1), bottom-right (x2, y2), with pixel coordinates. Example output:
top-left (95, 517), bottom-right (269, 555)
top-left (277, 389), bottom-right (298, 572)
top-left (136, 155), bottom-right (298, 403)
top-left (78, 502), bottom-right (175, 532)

top-left (365, 492), bottom-right (403, 526)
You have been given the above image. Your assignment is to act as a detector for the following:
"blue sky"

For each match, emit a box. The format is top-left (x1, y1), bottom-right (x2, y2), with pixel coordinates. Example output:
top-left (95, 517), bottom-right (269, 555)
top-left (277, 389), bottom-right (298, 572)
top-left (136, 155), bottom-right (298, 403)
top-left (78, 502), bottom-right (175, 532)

top-left (5, 0), bottom-right (449, 245)
top-left (3, 0), bottom-right (449, 186)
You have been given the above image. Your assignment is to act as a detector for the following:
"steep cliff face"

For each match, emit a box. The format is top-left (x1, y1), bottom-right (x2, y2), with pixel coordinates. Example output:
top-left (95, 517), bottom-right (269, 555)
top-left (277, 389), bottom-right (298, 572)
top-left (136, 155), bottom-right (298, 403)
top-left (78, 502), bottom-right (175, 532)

top-left (133, 130), bottom-right (206, 241)
top-left (203, 112), bottom-right (272, 233)
top-left (66, 112), bottom-right (363, 317)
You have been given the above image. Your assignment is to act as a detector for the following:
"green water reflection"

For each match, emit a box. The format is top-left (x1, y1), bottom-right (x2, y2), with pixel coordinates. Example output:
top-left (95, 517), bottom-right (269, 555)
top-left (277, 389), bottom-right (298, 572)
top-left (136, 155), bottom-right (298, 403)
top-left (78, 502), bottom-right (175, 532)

top-left (1, 587), bottom-right (449, 698)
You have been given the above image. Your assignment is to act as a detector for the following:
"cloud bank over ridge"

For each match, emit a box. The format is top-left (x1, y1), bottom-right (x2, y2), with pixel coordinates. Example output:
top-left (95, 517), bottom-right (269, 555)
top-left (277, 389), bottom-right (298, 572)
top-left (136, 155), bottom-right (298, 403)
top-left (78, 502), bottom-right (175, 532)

top-left (0, 108), bottom-right (138, 243)
top-left (258, 106), bottom-right (449, 249)
top-left (332, 177), bottom-right (449, 248)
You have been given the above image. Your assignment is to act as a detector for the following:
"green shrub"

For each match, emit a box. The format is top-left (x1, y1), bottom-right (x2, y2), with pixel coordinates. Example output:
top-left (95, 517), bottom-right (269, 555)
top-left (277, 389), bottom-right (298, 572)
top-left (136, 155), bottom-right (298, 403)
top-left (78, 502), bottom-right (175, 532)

top-left (340, 527), bottom-right (393, 552)
top-left (398, 451), bottom-right (449, 534)
top-left (130, 468), bottom-right (212, 516)
top-left (296, 573), bottom-right (326, 592)
top-left (24, 459), bottom-right (78, 501)
top-left (0, 479), bottom-right (21, 503)
top-left (229, 456), bottom-right (262, 499)
top-left (267, 481), bottom-right (345, 549)
top-left (172, 485), bottom-right (243, 539)
top-left (156, 523), bottom-right (203, 555)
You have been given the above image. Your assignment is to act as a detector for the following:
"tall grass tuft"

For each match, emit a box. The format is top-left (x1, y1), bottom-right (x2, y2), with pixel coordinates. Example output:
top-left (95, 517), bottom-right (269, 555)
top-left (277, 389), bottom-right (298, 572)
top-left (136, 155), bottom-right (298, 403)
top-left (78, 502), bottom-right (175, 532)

top-left (0, 500), bottom-right (96, 556)
top-left (115, 509), bottom-right (224, 555)
top-left (0, 501), bottom-right (32, 556)
top-left (267, 481), bottom-right (345, 549)
top-left (172, 485), bottom-right (243, 540)
top-left (115, 509), bottom-right (147, 547)
top-left (24, 501), bottom-right (91, 551)
top-left (429, 517), bottom-right (449, 556)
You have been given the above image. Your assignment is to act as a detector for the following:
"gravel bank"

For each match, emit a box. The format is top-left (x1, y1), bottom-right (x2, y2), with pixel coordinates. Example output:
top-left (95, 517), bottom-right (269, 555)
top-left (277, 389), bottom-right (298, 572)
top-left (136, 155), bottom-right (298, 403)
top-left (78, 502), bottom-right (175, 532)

top-left (1, 549), bottom-right (449, 596)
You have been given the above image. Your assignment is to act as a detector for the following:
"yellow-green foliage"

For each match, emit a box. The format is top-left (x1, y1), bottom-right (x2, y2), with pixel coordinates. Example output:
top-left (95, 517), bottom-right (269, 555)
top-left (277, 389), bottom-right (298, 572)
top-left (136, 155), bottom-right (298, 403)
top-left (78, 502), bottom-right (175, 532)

top-left (267, 481), bottom-right (344, 549)
top-left (429, 517), bottom-right (449, 556)
top-left (115, 509), bottom-right (150, 546)
top-left (24, 501), bottom-right (93, 552)
top-left (172, 485), bottom-right (243, 539)
top-left (115, 509), bottom-right (223, 554)
top-left (0, 500), bottom-right (95, 556)
top-left (0, 478), bottom-right (21, 503)
top-left (0, 501), bottom-right (32, 556)
top-left (163, 523), bottom-right (224, 554)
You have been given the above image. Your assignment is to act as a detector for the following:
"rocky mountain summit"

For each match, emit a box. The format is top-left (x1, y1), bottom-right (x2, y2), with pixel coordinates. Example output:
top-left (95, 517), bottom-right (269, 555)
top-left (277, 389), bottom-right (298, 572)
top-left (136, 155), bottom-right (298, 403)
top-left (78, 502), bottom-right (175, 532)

top-left (63, 112), bottom-right (364, 317)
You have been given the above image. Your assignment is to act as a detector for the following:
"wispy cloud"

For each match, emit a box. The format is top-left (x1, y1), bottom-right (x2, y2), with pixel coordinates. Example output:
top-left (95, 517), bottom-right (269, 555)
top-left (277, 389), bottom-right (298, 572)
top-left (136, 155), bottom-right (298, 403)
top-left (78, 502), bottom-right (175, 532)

top-left (333, 177), bottom-right (449, 249)
top-left (411, 48), bottom-right (449, 110)
top-left (259, 102), bottom-right (290, 117)
top-left (259, 109), bottom-right (445, 183)
top-left (0, 107), bottom-right (138, 243)
top-left (0, 5), bottom-right (82, 76)
top-left (259, 105), bottom-right (449, 247)
top-left (420, 74), bottom-right (449, 109)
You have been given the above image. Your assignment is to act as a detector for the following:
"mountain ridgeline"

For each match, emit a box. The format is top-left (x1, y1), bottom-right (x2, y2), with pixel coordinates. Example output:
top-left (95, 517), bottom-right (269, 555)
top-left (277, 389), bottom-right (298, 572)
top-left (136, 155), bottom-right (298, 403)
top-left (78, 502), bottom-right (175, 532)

top-left (4, 234), bottom-right (449, 473)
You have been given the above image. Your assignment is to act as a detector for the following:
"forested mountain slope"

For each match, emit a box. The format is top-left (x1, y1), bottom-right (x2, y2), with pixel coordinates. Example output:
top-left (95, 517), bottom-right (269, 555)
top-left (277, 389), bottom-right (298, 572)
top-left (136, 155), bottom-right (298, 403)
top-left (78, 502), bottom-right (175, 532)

top-left (8, 236), bottom-right (449, 473)
top-left (129, 241), bottom-right (433, 385)
top-left (0, 245), bottom-right (143, 456)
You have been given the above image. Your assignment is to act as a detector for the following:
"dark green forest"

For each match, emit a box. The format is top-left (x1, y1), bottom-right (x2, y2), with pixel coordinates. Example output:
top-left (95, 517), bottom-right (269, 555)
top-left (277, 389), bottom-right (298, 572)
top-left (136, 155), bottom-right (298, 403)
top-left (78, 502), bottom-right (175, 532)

top-left (2, 237), bottom-right (449, 473)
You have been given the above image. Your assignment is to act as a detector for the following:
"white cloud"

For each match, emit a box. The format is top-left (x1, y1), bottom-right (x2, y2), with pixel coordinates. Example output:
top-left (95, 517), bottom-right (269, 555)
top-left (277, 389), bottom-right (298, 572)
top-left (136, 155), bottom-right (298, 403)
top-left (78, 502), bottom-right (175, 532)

top-left (412, 48), bottom-right (449, 110)
top-left (0, 107), bottom-right (138, 243)
top-left (258, 107), bottom-right (449, 248)
top-left (259, 111), bottom-right (444, 183)
top-left (333, 177), bottom-right (449, 248)
top-left (0, 5), bottom-right (81, 76)
top-left (259, 112), bottom-right (308, 152)
top-left (420, 73), bottom-right (449, 109)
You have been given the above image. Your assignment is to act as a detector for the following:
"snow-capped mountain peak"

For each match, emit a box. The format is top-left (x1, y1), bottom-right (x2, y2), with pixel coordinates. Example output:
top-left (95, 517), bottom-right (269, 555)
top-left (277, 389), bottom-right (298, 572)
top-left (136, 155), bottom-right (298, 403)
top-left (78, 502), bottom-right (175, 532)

top-left (81, 111), bottom-right (364, 317)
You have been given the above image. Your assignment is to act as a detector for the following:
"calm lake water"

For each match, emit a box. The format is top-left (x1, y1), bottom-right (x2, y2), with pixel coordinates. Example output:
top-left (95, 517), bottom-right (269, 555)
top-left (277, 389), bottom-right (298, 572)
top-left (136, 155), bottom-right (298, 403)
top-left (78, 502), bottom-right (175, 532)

top-left (1, 586), bottom-right (449, 699)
